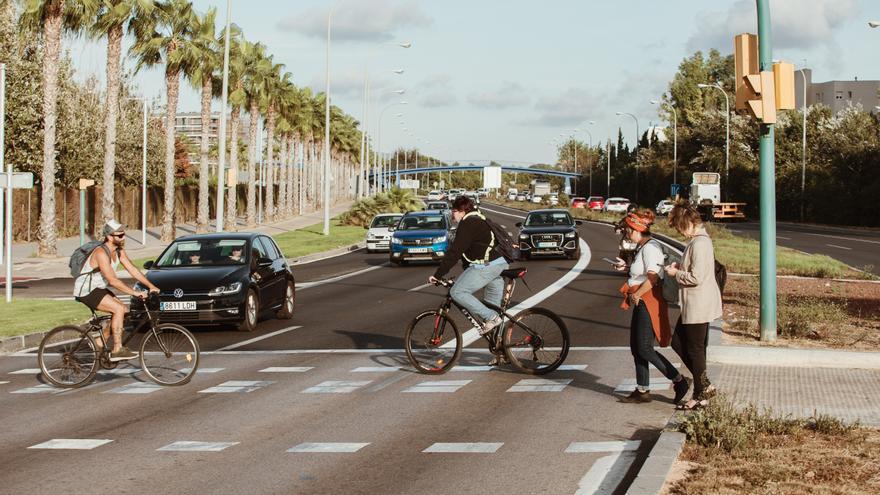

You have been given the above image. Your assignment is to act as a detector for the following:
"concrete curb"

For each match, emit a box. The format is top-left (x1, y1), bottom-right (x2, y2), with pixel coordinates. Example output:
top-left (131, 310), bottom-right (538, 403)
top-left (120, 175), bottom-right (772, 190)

top-left (627, 431), bottom-right (686, 495)
top-left (708, 343), bottom-right (880, 369)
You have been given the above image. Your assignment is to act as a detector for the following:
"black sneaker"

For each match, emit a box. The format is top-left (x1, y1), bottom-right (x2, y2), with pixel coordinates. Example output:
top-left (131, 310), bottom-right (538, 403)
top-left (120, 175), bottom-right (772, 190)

top-left (673, 376), bottom-right (692, 404)
top-left (619, 389), bottom-right (652, 403)
top-left (109, 347), bottom-right (139, 362)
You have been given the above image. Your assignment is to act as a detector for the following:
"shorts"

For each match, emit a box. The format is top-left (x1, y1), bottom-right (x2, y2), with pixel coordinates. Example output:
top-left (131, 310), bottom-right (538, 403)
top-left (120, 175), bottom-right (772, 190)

top-left (75, 288), bottom-right (114, 310)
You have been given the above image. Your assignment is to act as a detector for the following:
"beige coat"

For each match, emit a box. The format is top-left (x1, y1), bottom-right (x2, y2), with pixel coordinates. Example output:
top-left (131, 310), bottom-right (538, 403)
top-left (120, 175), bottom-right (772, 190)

top-left (675, 227), bottom-right (723, 324)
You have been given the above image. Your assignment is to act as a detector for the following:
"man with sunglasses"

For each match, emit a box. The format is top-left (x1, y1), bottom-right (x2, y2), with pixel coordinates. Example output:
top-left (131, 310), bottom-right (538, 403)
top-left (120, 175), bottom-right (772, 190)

top-left (73, 220), bottom-right (160, 361)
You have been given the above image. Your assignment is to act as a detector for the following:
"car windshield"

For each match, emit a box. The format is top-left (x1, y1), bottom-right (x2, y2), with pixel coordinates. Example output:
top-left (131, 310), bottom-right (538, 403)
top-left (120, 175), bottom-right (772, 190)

top-left (609, 199), bottom-right (628, 205)
top-left (398, 215), bottom-right (447, 230)
top-left (155, 239), bottom-right (248, 267)
top-left (525, 212), bottom-right (573, 227)
top-left (371, 216), bottom-right (402, 228)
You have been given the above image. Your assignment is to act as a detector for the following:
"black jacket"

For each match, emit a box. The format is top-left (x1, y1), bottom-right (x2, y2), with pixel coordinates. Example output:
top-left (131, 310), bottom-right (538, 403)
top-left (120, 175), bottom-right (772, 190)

top-left (434, 212), bottom-right (502, 278)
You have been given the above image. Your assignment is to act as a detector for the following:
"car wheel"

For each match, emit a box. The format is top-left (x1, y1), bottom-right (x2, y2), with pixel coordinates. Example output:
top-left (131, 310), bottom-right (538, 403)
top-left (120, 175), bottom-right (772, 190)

top-left (238, 289), bottom-right (259, 332)
top-left (276, 280), bottom-right (295, 320)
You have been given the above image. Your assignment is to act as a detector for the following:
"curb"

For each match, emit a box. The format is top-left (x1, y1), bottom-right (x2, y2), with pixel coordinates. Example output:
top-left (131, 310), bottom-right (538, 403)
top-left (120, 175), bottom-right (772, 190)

top-left (708, 343), bottom-right (880, 369)
top-left (289, 242), bottom-right (366, 265)
top-left (627, 431), bottom-right (686, 495)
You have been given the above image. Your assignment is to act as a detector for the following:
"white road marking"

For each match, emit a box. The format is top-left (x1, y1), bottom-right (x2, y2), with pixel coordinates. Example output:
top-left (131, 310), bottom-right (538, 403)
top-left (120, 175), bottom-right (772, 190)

top-left (805, 232), bottom-right (880, 245)
top-left (302, 380), bottom-right (372, 394)
top-left (287, 442), bottom-right (370, 453)
top-left (11, 384), bottom-right (64, 394)
top-left (614, 378), bottom-right (672, 393)
top-left (179, 367), bottom-right (224, 374)
top-left (196, 347), bottom-right (635, 356)
top-left (158, 441), bottom-right (239, 452)
top-left (259, 367), bottom-right (313, 373)
top-left (351, 366), bottom-right (401, 372)
top-left (29, 439), bottom-right (113, 450)
top-left (402, 380), bottom-right (472, 393)
top-left (557, 364), bottom-right (589, 371)
top-left (776, 235), bottom-right (791, 240)
top-left (450, 365), bottom-right (493, 372)
top-left (9, 368), bottom-right (41, 374)
top-left (0, 381), bottom-right (9, 385)
top-left (827, 244), bottom-right (853, 251)
top-left (507, 378), bottom-right (572, 392)
top-left (423, 442), bottom-right (503, 453)
top-left (408, 283), bottom-right (433, 292)
top-left (575, 451), bottom-right (637, 495)
top-left (297, 264), bottom-right (387, 290)
top-left (216, 326), bottom-right (302, 352)
top-left (565, 441), bottom-right (641, 453)
top-left (104, 382), bottom-right (163, 394)
top-left (198, 380), bottom-right (274, 394)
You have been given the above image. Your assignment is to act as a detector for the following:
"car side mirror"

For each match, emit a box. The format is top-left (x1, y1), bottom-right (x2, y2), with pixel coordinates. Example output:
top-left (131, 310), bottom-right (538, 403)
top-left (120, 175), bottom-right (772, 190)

top-left (364, 224), bottom-right (369, 230)
top-left (258, 257), bottom-right (273, 267)
top-left (388, 226), bottom-right (395, 232)
top-left (515, 222), bottom-right (522, 228)
top-left (143, 260), bottom-right (154, 270)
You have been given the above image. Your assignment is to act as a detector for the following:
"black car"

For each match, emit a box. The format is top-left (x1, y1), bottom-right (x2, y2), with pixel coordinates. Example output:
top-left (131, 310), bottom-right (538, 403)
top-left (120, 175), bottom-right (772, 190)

top-left (516, 209), bottom-right (583, 260)
top-left (136, 233), bottom-right (295, 332)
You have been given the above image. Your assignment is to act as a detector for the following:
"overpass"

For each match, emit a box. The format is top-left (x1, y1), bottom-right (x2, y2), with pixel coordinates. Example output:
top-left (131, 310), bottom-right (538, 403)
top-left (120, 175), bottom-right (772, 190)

top-left (367, 164), bottom-right (580, 194)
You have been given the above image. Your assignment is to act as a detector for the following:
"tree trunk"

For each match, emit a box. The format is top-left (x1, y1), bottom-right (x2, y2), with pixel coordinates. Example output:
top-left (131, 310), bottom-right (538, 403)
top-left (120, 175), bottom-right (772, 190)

top-left (265, 104), bottom-right (276, 222)
top-left (225, 105), bottom-right (240, 230)
top-left (196, 73), bottom-right (212, 232)
top-left (286, 135), bottom-right (295, 217)
top-left (161, 64), bottom-right (180, 243)
top-left (100, 22), bottom-right (123, 228)
top-left (246, 101), bottom-right (258, 227)
top-left (37, 0), bottom-right (63, 257)
top-left (278, 135), bottom-right (288, 218)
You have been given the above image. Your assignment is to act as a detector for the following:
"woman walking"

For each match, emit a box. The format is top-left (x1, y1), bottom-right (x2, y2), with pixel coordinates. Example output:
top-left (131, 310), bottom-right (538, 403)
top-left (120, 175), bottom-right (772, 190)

top-left (664, 204), bottom-right (722, 410)
top-left (613, 209), bottom-right (690, 404)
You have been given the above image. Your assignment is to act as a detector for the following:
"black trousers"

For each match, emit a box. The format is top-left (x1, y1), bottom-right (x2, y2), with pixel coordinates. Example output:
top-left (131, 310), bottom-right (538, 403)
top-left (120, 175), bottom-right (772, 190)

top-left (629, 302), bottom-right (679, 388)
top-left (671, 317), bottom-right (711, 399)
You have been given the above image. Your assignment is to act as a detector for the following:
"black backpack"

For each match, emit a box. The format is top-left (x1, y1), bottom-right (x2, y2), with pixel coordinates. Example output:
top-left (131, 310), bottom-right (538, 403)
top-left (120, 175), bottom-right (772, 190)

top-left (69, 242), bottom-right (113, 278)
top-left (715, 260), bottom-right (727, 294)
top-left (485, 217), bottom-right (520, 262)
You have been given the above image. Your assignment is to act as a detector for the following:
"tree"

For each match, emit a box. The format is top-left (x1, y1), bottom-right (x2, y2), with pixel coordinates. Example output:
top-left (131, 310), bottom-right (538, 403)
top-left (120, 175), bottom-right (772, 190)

top-left (241, 40), bottom-right (267, 227)
top-left (222, 24), bottom-right (244, 230)
top-left (130, 0), bottom-right (199, 242)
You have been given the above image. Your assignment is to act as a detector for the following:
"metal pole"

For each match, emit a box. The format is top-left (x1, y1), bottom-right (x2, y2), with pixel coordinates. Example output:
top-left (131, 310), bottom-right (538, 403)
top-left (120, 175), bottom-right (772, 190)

top-left (257, 119), bottom-right (263, 224)
top-left (757, 0), bottom-right (777, 342)
top-left (359, 72), bottom-right (367, 198)
top-left (672, 106), bottom-right (678, 189)
top-left (322, 9), bottom-right (332, 236)
top-left (799, 67), bottom-right (807, 222)
top-left (3, 63), bottom-right (11, 302)
top-left (216, 0), bottom-right (231, 232)
top-left (606, 139), bottom-right (611, 198)
top-left (141, 100), bottom-right (148, 246)
top-left (79, 188), bottom-right (85, 246)
top-left (722, 84), bottom-right (730, 196)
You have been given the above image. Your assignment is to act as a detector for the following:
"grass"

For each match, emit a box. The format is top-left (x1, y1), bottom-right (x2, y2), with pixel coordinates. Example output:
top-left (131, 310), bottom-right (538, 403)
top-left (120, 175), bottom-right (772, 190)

top-left (0, 298), bottom-right (90, 338)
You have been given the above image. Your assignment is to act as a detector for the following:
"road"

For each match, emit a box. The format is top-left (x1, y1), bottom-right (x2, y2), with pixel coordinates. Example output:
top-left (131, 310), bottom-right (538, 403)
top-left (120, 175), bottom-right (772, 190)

top-left (731, 221), bottom-right (880, 275)
top-left (0, 203), bottom-right (683, 494)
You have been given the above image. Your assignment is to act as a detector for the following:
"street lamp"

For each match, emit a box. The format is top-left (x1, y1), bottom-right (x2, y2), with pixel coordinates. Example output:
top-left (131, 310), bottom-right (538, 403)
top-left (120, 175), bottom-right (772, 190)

top-left (323, 8), bottom-right (333, 235)
top-left (378, 101), bottom-right (406, 192)
top-left (697, 82), bottom-right (731, 195)
top-left (869, 21), bottom-right (880, 28)
top-left (215, 0), bottom-right (232, 232)
top-left (615, 111), bottom-right (640, 203)
top-left (126, 97), bottom-right (149, 247)
top-left (360, 69), bottom-right (405, 199)
top-left (796, 60), bottom-right (808, 222)
top-left (650, 99), bottom-right (678, 191)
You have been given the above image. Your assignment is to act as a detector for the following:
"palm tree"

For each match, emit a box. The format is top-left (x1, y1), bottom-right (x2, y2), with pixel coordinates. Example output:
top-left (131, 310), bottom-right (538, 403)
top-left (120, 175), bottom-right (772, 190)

top-left (223, 25), bottom-right (244, 230)
top-left (241, 40), bottom-right (267, 227)
top-left (187, 6), bottom-right (219, 233)
top-left (22, 0), bottom-right (95, 256)
top-left (92, 0), bottom-right (155, 229)
top-left (130, 0), bottom-right (199, 242)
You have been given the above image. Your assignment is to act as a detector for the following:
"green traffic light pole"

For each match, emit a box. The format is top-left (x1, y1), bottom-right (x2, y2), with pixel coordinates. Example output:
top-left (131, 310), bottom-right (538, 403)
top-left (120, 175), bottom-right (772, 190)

top-left (757, 0), bottom-right (777, 341)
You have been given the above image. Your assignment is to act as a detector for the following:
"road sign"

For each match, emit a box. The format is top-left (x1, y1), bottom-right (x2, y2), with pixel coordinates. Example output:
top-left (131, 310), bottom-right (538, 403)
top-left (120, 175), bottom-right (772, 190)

top-left (670, 183), bottom-right (682, 198)
top-left (0, 172), bottom-right (33, 189)
top-left (399, 179), bottom-right (420, 190)
top-left (483, 166), bottom-right (502, 189)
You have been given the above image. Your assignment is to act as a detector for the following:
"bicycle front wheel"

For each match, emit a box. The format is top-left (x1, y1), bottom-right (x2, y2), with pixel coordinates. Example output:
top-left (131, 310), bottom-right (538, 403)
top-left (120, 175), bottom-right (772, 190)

top-left (140, 323), bottom-right (200, 386)
top-left (38, 325), bottom-right (99, 388)
top-left (404, 311), bottom-right (461, 374)
top-left (503, 307), bottom-right (569, 375)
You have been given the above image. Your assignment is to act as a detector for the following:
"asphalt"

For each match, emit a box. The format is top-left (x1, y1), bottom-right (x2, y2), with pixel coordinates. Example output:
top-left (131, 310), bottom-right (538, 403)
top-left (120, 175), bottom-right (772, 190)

top-left (0, 203), bottom-right (682, 494)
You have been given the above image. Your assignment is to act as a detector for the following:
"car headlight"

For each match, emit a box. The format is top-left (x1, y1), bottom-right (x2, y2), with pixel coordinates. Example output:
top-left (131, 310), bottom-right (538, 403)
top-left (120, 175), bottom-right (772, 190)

top-left (367, 232), bottom-right (376, 240)
top-left (208, 282), bottom-right (242, 296)
top-left (433, 235), bottom-right (447, 243)
top-left (565, 232), bottom-right (576, 238)
top-left (519, 234), bottom-right (529, 240)
top-left (391, 237), bottom-right (402, 244)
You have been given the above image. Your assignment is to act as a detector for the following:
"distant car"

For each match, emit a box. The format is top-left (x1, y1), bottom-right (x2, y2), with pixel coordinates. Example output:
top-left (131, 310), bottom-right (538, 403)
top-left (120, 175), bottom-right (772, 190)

top-left (426, 190), bottom-right (443, 201)
top-left (366, 213), bottom-right (403, 253)
top-left (604, 197), bottom-right (631, 213)
top-left (587, 196), bottom-right (605, 211)
top-left (425, 201), bottom-right (449, 211)
top-left (464, 191), bottom-right (481, 205)
top-left (390, 211), bottom-right (454, 266)
top-left (447, 189), bottom-right (463, 200)
top-left (507, 188), bottom-right (519, 201)
top-left (549, 193), bottom-right (559, 206)
top-left (531, 194), bottom-right (543, 204)
top-left (516, 209), bottom-right (583, 260)
top-left (476, 188), bottom-right (489, 197)
top-left (570, 197), bottom-right (588, 209)
top-left (656, 199), bottom-right (675, 216)
top-left (516, 193), bottom-right (527, 201)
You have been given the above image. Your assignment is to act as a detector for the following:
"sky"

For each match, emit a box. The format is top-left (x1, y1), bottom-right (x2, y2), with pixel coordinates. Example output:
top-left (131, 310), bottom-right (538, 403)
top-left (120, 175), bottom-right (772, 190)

top-left (66, 0), bottom-right (880, 165)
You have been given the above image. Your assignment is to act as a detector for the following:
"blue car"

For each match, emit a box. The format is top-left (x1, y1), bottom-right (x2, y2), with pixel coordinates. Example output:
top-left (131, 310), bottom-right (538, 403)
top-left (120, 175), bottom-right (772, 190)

top-left (390, 211), bottom-right (454, 266)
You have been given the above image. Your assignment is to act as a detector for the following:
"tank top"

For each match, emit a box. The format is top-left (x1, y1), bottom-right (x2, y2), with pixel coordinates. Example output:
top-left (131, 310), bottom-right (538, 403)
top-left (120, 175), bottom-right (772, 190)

top-left (73, 246), bottom-right (120, 297)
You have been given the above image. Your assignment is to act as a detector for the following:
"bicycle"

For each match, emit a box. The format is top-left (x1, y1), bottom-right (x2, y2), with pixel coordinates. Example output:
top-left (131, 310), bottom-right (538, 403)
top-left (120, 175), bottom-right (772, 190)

top-left (37, 293), bottom-right (200, 388)
top-left (404, 267), bottom-right (570, 375)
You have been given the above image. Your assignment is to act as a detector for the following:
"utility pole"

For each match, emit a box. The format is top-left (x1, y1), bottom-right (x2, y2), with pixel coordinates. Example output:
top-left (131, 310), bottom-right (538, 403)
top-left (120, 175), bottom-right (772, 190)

top-left (757, 0), bottom-right (777, 342)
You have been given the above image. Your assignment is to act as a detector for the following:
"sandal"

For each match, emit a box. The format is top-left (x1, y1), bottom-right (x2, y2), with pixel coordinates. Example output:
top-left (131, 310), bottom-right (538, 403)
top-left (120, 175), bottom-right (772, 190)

top-left (699, 385), bottom-right (717, 401)
top-left (675, 399), bottom-right (708, 411)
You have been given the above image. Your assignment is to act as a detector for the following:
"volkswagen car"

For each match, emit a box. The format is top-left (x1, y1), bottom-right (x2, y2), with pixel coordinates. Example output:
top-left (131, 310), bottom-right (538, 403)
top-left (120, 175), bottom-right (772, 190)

top-left (516, 209), bottom-right (583, 260)
top-left (390, 211), bottom-right (454, 265)
top-left (366, 213), bottom-right (403, 253)
top-left (136, 233), bottom-right (295, 332)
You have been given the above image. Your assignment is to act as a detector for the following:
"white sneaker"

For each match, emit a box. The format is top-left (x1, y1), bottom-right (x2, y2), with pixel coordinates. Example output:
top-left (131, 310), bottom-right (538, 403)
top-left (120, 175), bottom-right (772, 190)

top-left (480, 315), bottom-right (503, 335)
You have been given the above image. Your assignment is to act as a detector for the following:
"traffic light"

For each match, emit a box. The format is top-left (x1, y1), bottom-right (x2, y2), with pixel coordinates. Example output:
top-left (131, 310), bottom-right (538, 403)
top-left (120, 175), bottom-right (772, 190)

top-left (735, 33), bottom-right (796, 124)
top-left (734, 34), bottom-right (758, 111)
top-left (742, 71), bottom-right (776, 124)
top-left (773, 61), bottom-right (796, 111)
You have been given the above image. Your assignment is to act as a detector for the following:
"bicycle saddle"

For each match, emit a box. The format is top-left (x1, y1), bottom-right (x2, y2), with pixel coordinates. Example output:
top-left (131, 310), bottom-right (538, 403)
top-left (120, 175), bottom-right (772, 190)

top-left (501, 267), bottom-right (527, 279)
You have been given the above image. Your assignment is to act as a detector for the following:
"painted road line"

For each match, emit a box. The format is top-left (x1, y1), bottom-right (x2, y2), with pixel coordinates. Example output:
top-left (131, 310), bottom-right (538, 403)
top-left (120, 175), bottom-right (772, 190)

top-left (776, 235), bottom-right (791, 240)
top-left (259, 367), bottom-right (314, 373)
top-left (198, 380), bottom-right (274, 394)
top-left (557, 364), bottom-right (589, 371)
top-left (351, 366), bottom-right (402, 372)
top-left (287, 442), bottom-right (370, 453)
top-left (402, 380), bottom-right (472, 393)
top-left (805, 232), bottom-right (880, 245)
top-left (11, 384), bottom-right (64, 394)
top-left (297, 264), bottom-right (388, 290)
top-left (506, 378), bottom-right (573, 392)
top-left (9, 368), bottom-right (41, 375)
top-left (179, 367), bottom-right (224, 374)
top-left (575, 451), bottom-right (637, 495)
top-left (423, 443), bottom-right (503, 453)
top-left (565, 440), bottom-right (642, 453)
top-left (196, 347), bottom-right (634, 356)
top-left (450, 365), bottom-right (493, 372)
top-left (216, 326), bottom-right (302, 352)
top-left (158, 441), bottom-right (239, 452)
top-left (29, 439), bottom-right (113, 450)
top-left (614, 378), bottom-right (672, 393)
top-left (827, 244), bottom-right (853, 251)
top-left (366, 373), bottom-right (410, 392)
top-left (302, 380), bottom-right (372, 394)
top-left (0, 381), bottom-right (9, 385)
top-left (104, 382), bottom-right (163, 394)
top-left (408, 283), bottom-right (433, 292)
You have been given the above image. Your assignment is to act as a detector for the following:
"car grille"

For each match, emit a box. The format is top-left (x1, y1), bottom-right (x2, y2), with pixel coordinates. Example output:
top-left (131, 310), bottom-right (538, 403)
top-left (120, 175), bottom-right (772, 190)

top-left (402, 238), bottom-right (434, 246)
top-left (531, 233), bottom-right (563, 247)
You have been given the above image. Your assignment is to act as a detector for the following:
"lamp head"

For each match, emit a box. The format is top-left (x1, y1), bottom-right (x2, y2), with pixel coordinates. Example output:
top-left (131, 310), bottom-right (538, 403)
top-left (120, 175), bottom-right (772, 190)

top-left (399, 42), bottom-right (413, 48)
top-left (869, 21), bottom-right (880, 28)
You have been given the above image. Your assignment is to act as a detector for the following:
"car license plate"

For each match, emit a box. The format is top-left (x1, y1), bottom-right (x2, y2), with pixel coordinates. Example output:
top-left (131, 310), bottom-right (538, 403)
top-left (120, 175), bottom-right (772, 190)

top-left (538, 242), bottom-right (557, 248)
top-left (408, 248), bottom-right (430, 254)
top-left (160, 301), bottom-right (197, 311)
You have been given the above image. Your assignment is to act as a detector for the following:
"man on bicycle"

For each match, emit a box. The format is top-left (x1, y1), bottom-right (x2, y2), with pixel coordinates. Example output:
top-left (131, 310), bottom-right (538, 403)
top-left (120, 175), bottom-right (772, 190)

top-left (428, 196), bottom-right (509, 336)
top-left (73, 220), bottom-right (160, 361)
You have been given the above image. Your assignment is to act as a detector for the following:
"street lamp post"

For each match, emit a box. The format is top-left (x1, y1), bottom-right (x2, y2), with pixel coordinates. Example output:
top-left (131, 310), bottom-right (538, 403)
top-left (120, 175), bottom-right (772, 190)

top-left (215, 0), bottom-right (232, 232)
top-left (378, 101), bottom-right (406, 191)
top-left (797, 61), bottom-right (808, 222)
top-left (323, 8), bottom-right (333, 236)
top-left (650, 99), bottom-right (677, 193)
top-left (697, 82), bottom-right (731, 196)
top-left (615, 112), bottom-right (639, 203)
top-left (126, 97), bottom-right (149, 247)
top-left (360, 62), bottom-right (407, 198)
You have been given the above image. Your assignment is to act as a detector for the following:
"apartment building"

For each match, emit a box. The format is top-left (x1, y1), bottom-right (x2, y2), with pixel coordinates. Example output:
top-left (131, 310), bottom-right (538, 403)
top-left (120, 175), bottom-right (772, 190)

top-left (794, 69), bottom-right (880, 114)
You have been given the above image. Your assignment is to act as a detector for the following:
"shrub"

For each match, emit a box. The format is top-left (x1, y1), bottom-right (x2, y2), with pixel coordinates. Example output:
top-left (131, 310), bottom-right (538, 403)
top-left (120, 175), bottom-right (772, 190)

top-left (777, 296), bottom-right (848, 339)
top-left (339, 188), bottom-right (424, 226)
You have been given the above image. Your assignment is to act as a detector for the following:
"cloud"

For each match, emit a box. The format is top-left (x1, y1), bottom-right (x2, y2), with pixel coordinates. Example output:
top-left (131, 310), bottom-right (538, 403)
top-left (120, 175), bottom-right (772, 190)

top-left (467, 81), bottom-right (531, 110)
top-left (529, 88), bottom-right (603, 127)
top-left (278, 0), bottom-right (432, 42)
top-left (687, 0), bottom-right (861, 52)
top-left (308, 71), bottom-right (365, 98)
top-left (416, 74), bottom-right (458, 108)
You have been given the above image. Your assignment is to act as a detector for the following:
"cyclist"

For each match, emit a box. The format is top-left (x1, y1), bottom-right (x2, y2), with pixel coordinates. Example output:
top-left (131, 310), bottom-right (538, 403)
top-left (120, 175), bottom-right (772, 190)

top-left (428, 195), bottom-right (509, 337)
top-left (72, 220), bottom-right (160, 361)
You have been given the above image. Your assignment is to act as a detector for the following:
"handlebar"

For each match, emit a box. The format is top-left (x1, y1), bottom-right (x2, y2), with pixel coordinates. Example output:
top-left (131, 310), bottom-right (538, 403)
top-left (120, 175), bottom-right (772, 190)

top-left (432, 278), bottom-right (454, 288)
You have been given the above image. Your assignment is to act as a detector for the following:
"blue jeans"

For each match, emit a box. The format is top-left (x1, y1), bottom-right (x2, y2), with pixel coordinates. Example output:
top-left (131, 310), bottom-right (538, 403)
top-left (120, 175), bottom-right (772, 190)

top-left (630, 302), bottom-right (679, 388)
top-left (450, 261), bottom-right (508, 321)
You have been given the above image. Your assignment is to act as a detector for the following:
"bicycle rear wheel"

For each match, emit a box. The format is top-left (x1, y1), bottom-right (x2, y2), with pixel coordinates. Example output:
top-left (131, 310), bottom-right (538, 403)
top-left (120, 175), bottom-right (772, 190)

top-left (140, 323), bottom-right (200, 386)
top-left (503, 307), bottom-right (569, 375)
top-left (38, 326), bottom-right (99, 388)
top-left (404, 311), bottom-right (461, 374)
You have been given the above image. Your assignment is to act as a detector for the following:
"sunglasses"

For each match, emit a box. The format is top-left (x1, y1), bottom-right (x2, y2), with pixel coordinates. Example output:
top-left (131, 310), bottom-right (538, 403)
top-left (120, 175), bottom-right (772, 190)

top-left (111, 233), bottom-right (125, 238)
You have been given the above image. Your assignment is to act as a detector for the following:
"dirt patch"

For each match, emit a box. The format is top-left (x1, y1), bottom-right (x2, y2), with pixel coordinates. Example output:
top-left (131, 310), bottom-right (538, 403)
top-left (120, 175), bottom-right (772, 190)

top-left (723, 275), bottom-right (880, 350)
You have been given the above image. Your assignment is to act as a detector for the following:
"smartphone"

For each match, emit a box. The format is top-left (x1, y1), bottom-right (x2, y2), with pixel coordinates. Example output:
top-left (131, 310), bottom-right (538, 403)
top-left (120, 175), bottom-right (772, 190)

top-left (602, 257), bottom-right (621, 265)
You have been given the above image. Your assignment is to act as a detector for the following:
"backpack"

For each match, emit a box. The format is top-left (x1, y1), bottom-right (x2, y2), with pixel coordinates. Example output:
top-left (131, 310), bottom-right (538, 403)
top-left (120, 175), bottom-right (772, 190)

top-left (69, 241), bottom-right (112, 278)
top-left (661, 243), bottom-right (728, 306)
top-left (485, 217), bottom-right (520, 262)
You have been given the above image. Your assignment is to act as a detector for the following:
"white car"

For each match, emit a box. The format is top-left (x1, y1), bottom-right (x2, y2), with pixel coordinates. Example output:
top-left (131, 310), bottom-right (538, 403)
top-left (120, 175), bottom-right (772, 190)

top-left (426, 190), bottom-right (443, 201)
top-left (549, 193), bottom-right (559, 206)
top-left (603, 197), bottom-right (632, 213)
top-left (507, 189), bottom-right (519, 201)
top-left (656, 199), bottom-right (674, 215)
top-left (366, 213), bottom-right (403, 253)
top-left (516, 193), bottom-right (527, 202)
top-left (477, 188), bottom-right (489, 197)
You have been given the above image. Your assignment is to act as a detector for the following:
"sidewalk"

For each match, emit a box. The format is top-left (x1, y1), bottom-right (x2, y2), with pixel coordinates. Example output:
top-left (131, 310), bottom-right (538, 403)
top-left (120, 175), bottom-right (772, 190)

top-left (1, 202), bottom-right (354, 282)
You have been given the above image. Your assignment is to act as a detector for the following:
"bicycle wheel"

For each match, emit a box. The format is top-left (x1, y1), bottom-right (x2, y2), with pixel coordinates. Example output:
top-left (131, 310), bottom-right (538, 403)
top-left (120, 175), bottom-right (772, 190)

top-left (503, 307), bottom-right (569, 375)
top-left (404, 311), bottom-right (461, 374)
top-left (140, 323), bottom-right (200, 386)
top-left (38, 325), bottom-right (99, 388)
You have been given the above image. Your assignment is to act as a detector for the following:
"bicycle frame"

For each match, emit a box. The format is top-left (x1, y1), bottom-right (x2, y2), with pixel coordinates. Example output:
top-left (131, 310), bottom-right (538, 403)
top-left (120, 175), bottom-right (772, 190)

top-left (86, 296), bottom-right (170, 357)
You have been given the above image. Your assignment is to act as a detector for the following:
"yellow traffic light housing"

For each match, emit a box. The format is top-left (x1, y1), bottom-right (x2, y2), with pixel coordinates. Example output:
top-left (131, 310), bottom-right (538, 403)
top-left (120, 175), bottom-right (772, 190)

top-left (743, 71), bottom-right (777, 124)
top-left (772, 61), bottom-right (796, 111)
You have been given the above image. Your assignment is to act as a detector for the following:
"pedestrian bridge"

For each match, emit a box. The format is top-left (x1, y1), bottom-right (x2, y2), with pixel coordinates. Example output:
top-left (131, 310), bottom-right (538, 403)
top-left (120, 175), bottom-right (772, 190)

top-left (367, 164), bottom-right (579, 180)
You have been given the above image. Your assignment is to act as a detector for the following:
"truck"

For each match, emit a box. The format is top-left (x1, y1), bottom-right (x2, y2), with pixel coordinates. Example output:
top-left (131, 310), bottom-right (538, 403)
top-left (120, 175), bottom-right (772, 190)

top-left (530, 179), bottom-right (552, 202)
top-left (689, 172), bottom-right (746, 221)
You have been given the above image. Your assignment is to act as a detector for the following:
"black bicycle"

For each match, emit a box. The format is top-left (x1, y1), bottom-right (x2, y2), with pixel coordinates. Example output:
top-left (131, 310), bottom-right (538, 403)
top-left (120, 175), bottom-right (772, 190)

top-left (37, 293), bottom-right (200, 388)
top-left (404, 267), bottom-right (570, 374)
